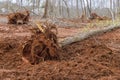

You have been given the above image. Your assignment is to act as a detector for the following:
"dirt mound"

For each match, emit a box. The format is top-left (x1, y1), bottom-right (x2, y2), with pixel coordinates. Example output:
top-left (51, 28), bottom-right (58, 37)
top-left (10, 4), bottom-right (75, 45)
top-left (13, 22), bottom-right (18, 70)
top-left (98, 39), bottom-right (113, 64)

top-left (0, 27), bottom-right (120, 79)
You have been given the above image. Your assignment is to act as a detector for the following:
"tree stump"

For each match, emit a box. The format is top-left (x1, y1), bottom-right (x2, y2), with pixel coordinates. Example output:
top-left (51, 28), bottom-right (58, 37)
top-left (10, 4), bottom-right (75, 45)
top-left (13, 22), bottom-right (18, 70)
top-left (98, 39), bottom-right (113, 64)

top-left (22, 23), bottom-right (60, 64)
top-left (7, 10), bottom-right (30, 24)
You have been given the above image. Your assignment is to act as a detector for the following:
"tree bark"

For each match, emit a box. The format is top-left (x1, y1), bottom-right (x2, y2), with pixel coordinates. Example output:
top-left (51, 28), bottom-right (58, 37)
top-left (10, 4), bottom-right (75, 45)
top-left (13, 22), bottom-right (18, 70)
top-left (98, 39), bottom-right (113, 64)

top-left (42, 0), bottom-right (49, 18)
top-left (59, 25), bottom-right (120, 47)
top-left (63, 0), bottom-right (70, 18)
top-left (76, 0), bottom-right (79, 17)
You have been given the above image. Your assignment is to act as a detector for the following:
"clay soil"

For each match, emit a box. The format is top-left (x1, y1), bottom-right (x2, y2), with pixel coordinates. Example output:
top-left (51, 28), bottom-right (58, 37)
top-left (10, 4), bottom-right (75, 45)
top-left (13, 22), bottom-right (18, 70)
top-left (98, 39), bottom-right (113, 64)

top-left (0, 16), bottom-right (120, 80)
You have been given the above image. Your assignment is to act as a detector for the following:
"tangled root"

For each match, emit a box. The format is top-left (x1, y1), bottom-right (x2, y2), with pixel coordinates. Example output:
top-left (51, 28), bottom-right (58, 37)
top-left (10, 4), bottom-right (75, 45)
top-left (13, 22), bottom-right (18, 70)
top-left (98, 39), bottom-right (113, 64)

top-left (89, 13), bottom-right (111, 21)
top-left (22, 23), bottom-right (60, 64)
top-left (7, 10), bottom-right (30, 24)
top-left (89, 13), bottom-right (103, 20)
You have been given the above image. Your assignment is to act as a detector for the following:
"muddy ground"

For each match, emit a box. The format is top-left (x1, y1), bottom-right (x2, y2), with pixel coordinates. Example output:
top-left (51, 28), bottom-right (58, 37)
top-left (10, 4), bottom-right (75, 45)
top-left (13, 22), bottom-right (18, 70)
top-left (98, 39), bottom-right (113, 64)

top-left (0, 16), bottom-right (120, 80)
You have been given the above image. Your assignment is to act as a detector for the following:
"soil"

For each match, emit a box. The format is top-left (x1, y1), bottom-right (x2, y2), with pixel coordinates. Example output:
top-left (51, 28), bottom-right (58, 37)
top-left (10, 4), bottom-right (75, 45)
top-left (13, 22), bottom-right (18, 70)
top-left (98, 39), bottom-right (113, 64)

top-left (0, 16), bottom-right (120, 80)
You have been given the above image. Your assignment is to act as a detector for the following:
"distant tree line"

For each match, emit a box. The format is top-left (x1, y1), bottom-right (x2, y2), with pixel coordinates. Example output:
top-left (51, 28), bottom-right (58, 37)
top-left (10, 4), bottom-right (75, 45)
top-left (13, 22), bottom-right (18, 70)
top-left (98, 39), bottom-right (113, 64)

top-left (0, 0), bottom-right (120, 19)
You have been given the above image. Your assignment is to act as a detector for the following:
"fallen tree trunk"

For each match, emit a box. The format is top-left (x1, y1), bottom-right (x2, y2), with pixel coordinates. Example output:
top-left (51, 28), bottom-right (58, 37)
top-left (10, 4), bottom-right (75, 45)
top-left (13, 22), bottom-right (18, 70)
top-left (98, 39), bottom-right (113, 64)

top-left (0, 69), bottom-right (25, 73)
top-left (60, 25), bottom-right (120, 47)
top-left (39, 18), bottom-right (83, 28)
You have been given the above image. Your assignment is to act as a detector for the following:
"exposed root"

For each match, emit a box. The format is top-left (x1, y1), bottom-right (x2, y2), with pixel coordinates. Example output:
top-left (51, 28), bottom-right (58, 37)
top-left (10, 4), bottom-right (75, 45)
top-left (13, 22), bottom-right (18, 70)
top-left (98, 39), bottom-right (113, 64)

top-left (7, 10), bottom-right (30, 24)
top-left (22, 22), bottom-right (60, 64)
top-left (89, 13), bottom-right (103, 20)
top-left (89, 13), bottom-right (111, 21)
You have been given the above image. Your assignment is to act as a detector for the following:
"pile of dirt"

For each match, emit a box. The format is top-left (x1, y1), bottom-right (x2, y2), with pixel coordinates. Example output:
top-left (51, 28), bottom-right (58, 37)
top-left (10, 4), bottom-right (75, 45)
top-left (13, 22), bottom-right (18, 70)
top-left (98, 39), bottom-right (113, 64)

top-left (7, 10), bottom-right (30, 24)
top-left (0, 27), bottom-right (120, 80)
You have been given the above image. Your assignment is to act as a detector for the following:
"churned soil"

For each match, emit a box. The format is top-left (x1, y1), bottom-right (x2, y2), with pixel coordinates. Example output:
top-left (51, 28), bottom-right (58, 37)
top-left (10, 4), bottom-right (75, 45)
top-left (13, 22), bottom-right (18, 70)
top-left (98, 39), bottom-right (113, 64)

top-left (0, 16), bottom-right (120, 80)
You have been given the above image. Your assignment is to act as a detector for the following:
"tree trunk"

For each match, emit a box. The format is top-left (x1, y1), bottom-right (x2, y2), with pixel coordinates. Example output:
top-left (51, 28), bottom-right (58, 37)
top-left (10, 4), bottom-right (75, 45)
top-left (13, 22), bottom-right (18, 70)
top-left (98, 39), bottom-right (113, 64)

top-left (76, 0), bottom-right (79, 17)
top-left (86, 0), bottom-right (91, 17)
top-left (59, 25), bottom-right (120, 47)
top-left (82, 0), bottom-right (87, 17)
top-left (63, 0), bottom-right (70, 18)
top-left (37, 0), bottom-right (41, 15)
top-left (42, 0), bottom-right (49, 18)
top-left (32, 0), bottom-right (35, 13)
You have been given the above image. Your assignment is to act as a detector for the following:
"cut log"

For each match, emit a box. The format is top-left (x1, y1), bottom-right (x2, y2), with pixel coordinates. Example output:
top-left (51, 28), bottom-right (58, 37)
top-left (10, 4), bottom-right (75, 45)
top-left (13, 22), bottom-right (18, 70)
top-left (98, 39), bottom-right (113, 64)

top-left (60, 25), bottom-right (120, 47)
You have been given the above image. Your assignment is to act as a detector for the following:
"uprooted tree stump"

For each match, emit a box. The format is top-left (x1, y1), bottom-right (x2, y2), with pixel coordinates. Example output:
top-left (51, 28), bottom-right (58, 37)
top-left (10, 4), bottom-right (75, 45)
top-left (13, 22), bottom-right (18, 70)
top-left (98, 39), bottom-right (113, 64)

top-left (7, 10), bottom-right (30, 24)
top-left (89, 13), bottom-right (111, 21)
top-left (22, 22), bottom-right (60, 64)
top-left (89, 13), bottom-right (103, 20)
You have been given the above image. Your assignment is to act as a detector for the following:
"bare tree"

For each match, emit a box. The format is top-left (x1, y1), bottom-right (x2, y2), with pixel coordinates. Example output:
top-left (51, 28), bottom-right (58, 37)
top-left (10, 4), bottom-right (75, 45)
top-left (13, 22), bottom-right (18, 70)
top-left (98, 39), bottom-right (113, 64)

top-left (42, 0), bottom-right (49, 18)
top-left (63, 0), bottom-right (70, 18)
top-left (76, 0), bottom-right (79, 17)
